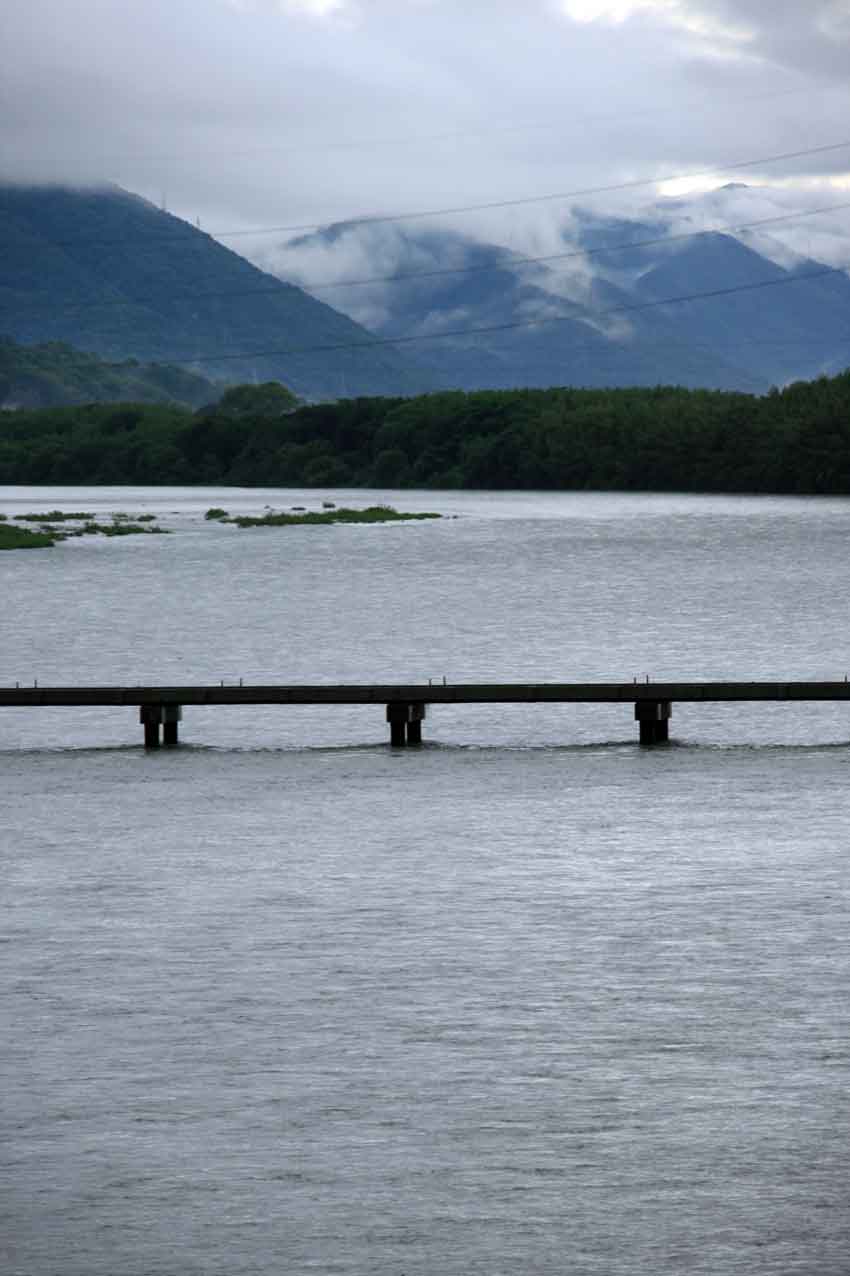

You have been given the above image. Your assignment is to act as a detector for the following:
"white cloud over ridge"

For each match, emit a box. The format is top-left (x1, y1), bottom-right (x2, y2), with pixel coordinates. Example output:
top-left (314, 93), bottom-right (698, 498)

top-left (1, 0), bottom-right (848, 248)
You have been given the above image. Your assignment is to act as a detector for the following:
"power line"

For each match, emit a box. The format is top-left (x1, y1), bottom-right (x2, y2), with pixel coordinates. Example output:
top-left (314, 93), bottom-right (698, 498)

top-left (26, 137), bottom-right (850, 252)
top-left (304, 202), bottom-right (850, 291)
top-left (190, 262), bottom-right (850, 360)
top-left (9, 199), bottom-right (850, 321)
top-left (76, 259), bottom-right (850, 371)
top-left (12, 331), bottom-right (846, 383)
top-left (212, 139), bottom-right (850, 238)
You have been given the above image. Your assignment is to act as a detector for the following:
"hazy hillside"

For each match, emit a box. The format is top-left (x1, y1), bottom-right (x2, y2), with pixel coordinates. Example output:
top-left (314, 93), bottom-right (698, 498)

top-left (628, 230), bottom-right (850, 387)
top-left (0, 336), bottom-right (218, 409)
top-left (0, 183), bottom-right (433, 400)
top-left (253, 200), bottom-right (850, 393)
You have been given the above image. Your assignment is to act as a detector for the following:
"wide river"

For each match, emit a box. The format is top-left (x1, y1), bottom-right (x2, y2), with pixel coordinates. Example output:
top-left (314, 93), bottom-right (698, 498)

top-left (3, 486), bottom-right (850, 1275)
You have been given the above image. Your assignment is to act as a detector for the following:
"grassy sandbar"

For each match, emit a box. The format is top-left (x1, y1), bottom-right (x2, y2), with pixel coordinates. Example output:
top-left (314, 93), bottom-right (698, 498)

top-left (226, 505), bottom-right (441, 528)
top-left (0, 523), bottom-right (57, 550)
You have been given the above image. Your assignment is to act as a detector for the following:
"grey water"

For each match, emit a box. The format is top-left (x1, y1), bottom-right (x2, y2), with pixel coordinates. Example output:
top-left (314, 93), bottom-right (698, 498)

top-left (2, 487), bottom-right (850, 1275)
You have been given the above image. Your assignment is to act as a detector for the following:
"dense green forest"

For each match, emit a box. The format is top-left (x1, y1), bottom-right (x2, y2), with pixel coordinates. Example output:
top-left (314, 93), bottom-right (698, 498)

top-left (2, 373), bottom-right (850, 493)
top-left (0, 336), bottom-right (218, 409)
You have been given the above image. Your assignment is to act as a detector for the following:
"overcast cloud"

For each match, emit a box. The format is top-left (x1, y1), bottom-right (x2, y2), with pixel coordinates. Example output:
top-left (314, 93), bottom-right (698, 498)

top-left (2, 0), bottom-right (849, 263)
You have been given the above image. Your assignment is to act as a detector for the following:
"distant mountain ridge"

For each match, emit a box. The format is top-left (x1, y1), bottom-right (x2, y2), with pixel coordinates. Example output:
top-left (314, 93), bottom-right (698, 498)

top-left (0, 183), bottom-right (433, 400)
top-left (4, 182), bottom-right (849, 402)
top-left (255, 201), bottom-right (850, 393)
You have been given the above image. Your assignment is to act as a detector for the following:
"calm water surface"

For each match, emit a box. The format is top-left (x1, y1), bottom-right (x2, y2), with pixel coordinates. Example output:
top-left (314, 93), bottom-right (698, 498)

top-left (2, 487), bottom-right (850, 1274)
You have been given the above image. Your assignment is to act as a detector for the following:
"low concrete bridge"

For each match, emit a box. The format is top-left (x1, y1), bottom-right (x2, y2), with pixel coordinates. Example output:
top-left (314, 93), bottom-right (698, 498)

top-left (2, 681), bottom-right (850, 747)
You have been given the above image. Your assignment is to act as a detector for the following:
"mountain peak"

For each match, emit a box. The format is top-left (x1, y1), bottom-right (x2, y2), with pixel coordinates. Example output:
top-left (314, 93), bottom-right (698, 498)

top-left (0, 183), bottom-right (432, 399)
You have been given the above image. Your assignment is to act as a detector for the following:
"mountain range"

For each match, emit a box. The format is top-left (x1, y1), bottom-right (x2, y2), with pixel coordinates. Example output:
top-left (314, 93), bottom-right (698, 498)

top-left (1, 181), bottom-right (849, 402)
top-left (257, 197), bottom-right (850, 394)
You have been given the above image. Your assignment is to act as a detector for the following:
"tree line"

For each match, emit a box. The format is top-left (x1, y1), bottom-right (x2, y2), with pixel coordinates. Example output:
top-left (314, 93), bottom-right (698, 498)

top-left (2, 374), bottom-right (850, 493)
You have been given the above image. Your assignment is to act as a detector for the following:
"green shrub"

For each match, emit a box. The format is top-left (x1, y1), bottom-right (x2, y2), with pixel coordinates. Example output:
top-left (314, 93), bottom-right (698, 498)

top-left (14, 510), bottom-right (93, 521)
top-left (0, 523), bottom-right (55, 549)
top-left (81, 521), bottom-right (169, 537)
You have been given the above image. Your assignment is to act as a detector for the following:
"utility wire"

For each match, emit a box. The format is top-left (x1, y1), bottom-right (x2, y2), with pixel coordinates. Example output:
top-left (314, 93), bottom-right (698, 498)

top-left (30, 137), bottom-right (850, 250)
top-left (22, 331), bottom-right (847, 378)
top-left (8, 199), bottom-right (850, 320)
top-left (301, 201), bottom-right (850, 291)
top-left (213, 139), bottom-right (850, 238)
top-left (70, 259), bottom-right (850, 371)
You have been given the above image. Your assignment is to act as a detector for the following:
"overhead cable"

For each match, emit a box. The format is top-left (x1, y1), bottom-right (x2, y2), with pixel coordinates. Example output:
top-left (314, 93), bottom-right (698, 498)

top-left (10, 199), bottom-right (850, 321)
top-left (32, 137), bottom-right (850, 250)
top-left (71, 259), bottom-right (850, 370)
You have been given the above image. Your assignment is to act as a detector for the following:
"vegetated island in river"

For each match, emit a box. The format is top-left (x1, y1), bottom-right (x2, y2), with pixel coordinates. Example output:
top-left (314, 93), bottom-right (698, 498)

top-left (0, 510), bottom-right (167, 550)
top-left (219, 506), bottom-right (441, 528)
top-left (2, 372), bottom-right (850, 493)
top-left (0, 504), bottom-right (440, 549)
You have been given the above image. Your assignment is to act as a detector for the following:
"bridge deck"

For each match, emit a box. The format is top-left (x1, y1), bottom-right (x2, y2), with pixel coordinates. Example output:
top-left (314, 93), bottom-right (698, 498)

top-left (2, 681), bottom-right (850, 707)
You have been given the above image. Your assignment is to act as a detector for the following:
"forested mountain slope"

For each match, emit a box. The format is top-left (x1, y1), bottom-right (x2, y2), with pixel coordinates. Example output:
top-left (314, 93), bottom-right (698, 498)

top-left (0, 184), bottom-right (432, 400)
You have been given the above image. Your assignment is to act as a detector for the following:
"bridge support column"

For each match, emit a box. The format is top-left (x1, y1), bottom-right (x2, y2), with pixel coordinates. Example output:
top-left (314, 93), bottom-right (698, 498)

top-left (387, 702), bottom-right (426, 746)
top-left (635, 699), bottom-right (671, 746)
top-left (140, 704), bottom-right (162, 749)
top-left (140, 703), bottom-right (182, 748)
top-left (406, 704), bottom-right (425, 745)
top-left (162, 704), bottom-right (182, 747)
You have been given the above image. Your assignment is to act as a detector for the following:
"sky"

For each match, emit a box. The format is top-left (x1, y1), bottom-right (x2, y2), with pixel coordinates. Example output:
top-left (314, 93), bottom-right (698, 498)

top-left (2, 0), bottom-right (850, 278)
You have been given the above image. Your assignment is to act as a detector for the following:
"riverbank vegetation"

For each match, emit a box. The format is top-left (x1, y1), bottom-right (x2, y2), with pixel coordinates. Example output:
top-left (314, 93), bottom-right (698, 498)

top-left (2, 372), bottom-right (850, 493)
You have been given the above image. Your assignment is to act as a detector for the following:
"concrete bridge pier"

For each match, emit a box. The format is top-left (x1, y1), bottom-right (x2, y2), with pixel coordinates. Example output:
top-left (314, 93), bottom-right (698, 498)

top-left (140, 704), bottom-right (162, 749)
top-left (387, 702), bottom-right (426, 746)
top-left (406, 704), bottom-right (425, 745)
top-left (140, 703), bottom-right (182, 748)
top-left (162, 704), bottom-right (182, 747)
top-left (635, 699), bottom-right (672, 745)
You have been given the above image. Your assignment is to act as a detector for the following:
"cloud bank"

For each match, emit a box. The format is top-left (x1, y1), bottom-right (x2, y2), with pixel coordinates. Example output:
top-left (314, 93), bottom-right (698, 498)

top-left (1, 0), bottom-right (848, 249)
